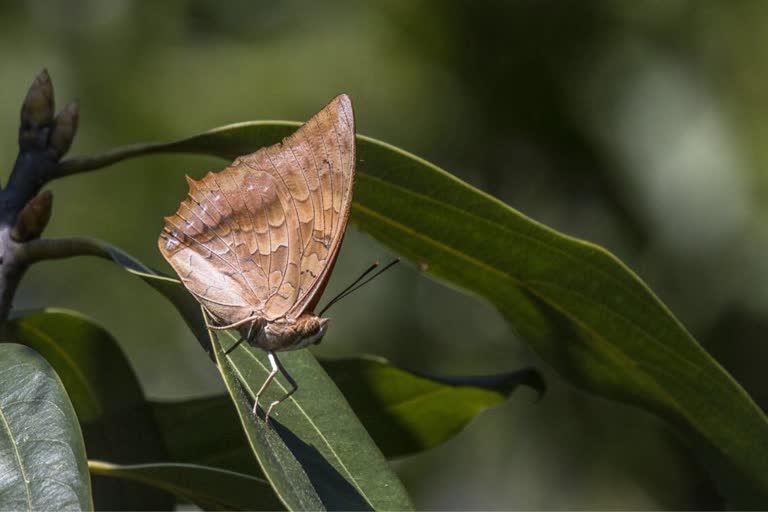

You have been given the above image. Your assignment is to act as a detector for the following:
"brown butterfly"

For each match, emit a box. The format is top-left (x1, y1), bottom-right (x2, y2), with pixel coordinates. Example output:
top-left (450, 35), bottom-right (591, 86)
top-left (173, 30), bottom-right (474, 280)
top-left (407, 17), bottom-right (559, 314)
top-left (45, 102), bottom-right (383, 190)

top-left (158, 95), bottom-right (355, 421)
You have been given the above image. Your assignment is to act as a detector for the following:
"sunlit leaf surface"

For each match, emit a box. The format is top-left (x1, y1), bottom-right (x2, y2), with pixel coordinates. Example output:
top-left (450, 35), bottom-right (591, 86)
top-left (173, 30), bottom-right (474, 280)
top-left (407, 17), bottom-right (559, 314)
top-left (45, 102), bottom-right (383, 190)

top-left (0, 344), bottom-right (92, 511)
top-left (210, 323), bottom-right (413, 511)
top-left (8, 309), bottom-right (175, 510)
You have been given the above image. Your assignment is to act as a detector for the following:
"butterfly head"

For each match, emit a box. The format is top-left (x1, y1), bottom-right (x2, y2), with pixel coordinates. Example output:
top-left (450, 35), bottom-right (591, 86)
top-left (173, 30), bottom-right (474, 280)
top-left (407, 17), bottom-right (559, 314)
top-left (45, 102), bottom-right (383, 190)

top-left (253, 314), bottom-right (329, 352)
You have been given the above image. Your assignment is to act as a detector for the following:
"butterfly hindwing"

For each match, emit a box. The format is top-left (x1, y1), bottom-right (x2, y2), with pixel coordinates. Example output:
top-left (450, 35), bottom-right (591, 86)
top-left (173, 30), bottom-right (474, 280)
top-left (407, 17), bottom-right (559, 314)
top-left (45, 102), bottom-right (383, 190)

top-left (158, 95), bottom-right (355, 324)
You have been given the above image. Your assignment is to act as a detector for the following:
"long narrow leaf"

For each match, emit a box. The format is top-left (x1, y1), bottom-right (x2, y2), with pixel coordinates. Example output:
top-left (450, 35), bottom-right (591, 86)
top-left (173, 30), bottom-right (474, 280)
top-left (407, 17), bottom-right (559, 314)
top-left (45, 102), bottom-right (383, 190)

top-left (63, 241), bottom-right (540, 465)
top-left (210, 322), bottom-right (414, 510)
top-left (58, 241), bottom-right (414, 508)
top-left (323, 356), bottom-right (543, 458)
top-left (210, 328), bottom-right (326, 511)
top-left (154, 356), bottom-right (544, 466)
top-left (60, 122), bottom-right (768, 505)
top-left (89, 461), bottom-right (281, 511)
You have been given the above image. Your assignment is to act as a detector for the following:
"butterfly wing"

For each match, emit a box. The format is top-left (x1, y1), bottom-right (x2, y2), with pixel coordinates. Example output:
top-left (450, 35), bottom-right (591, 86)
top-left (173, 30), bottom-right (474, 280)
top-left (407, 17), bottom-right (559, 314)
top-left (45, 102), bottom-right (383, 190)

top-left (243, 94), bottom-right (355, 318)
top-left (158, 94), bottom-right (355, 323)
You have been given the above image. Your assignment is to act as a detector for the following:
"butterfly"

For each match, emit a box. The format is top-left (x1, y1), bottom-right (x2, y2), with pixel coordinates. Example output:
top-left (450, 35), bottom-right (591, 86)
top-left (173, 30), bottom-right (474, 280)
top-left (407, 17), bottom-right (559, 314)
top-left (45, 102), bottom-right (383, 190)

top-left (158, 95), bottom-right (355, 421)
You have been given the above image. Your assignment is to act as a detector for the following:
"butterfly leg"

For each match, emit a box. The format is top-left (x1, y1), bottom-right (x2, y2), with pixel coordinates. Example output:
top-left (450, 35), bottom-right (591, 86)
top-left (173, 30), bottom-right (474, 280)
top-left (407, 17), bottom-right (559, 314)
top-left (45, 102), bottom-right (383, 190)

top-left (254, 351), bottom-right (280, 416)
top-left (265, 353), bottom-right (298, 424)
top-left (223, 316), bottom-right (258, 355)
top-left (208, 314), bottom-right (262, 331)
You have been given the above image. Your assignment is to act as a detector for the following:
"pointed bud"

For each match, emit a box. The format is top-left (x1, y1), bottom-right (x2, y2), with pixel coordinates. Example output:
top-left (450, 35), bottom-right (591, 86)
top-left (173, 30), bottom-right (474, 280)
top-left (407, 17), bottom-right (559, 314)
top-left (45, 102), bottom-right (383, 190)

top-left (21, 69), bottom-right (54, 127)
top-left (11, 191), bottom-right (53, 242)
top-left (50, 101), bottom-right (79, 157)
top-left (19, 69), bottom-right (55, 150)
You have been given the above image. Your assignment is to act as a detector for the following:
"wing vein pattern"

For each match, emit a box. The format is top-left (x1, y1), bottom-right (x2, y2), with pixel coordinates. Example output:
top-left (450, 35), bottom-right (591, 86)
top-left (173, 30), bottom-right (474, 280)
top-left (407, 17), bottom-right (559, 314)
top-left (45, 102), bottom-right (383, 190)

top-left (159, 95), bottom-right (356, 324)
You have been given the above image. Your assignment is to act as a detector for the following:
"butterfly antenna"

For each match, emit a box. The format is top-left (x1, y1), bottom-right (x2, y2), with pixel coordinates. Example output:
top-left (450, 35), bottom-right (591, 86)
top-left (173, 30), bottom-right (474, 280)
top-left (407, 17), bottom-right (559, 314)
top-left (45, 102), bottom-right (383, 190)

top-left (318, 261), bottom-right (379, 316)
top-left (319, 258), bottom-right (400, 316)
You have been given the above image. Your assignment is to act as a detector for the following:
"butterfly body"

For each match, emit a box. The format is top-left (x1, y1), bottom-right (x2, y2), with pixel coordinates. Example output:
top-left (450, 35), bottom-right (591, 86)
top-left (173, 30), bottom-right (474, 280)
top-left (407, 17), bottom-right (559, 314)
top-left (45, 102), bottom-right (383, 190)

top-left (235, 313), bottom-right (328, 352)
top-left (159, 95), bottom-right (355, 419)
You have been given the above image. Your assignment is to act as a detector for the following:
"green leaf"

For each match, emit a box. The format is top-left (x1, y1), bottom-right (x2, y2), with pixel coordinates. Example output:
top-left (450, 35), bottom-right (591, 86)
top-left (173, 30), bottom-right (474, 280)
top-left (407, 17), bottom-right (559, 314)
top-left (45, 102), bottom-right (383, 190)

top-left (55, 243), bottom-right (412, 508)
top-left (210, 330), bottom-right (325, 512)
top-left (88, 461), bottom-right (282, 511)
top-left (80, 243), bottom-right (538, 464)
top-left (152, 395), bottom-right (261, 475)
top-left (94, 243), bottom-right (211, 354)
top-left (99, 245), bottom-right (210, 350)
top-left (74, 243), bottom-right (415, 508)
top-left (0, 343), bottom-right (92, 511)
top-left (61, 121), bottom-right (768, 505)
top-left (323, 356), bottom-right (544, 458)
top-left (7, 309), bottom-right (174, 510)
top-left (37, 239), bottom-right (211, 355)
top-left (154, 357), bottom-right (544, 466)
top-left (8, 309), bottom-right (147, 424)
top-left (210, 325), bottom-right (413, 511)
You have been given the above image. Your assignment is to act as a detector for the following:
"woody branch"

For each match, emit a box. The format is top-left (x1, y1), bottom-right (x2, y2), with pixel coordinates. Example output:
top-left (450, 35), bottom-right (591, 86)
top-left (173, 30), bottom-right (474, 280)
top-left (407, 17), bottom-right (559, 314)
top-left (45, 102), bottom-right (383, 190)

top-left (0, 70), bottom-right (79, 325)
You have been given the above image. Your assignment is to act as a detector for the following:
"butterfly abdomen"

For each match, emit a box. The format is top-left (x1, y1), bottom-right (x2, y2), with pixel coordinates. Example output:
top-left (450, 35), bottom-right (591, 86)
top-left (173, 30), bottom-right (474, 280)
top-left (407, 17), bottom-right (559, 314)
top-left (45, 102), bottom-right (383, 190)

top-left (247, 314), bottom-right (329, 351)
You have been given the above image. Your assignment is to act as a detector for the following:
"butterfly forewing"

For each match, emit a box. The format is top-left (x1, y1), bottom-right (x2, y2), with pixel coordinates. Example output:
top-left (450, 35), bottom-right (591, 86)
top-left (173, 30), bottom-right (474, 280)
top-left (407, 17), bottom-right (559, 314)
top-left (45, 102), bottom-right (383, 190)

top-left (158, 94), bottom-right (355, 326)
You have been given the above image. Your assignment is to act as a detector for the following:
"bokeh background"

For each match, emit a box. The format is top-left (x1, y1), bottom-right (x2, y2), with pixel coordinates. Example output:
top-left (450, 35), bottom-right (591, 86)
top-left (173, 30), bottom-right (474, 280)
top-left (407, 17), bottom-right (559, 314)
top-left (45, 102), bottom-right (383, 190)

top-left (1, 1), bottom-right (767, 509)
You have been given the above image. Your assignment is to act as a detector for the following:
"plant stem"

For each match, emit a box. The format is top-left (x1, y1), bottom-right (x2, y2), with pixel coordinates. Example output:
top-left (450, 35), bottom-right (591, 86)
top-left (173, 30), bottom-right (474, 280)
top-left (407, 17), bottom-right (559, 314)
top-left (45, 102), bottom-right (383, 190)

top-left (0, 71), bottom-right (77, 327)
top-left (19, 237), bottom-right (112, 264)
top-left (56, 141), bottom-right (167, 178)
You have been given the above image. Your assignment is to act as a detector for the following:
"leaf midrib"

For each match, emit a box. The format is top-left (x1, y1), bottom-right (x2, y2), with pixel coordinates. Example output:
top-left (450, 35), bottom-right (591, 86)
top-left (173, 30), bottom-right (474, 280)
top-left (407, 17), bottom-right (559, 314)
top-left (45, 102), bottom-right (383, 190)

top-left (223, 333), bottom-right (371, 506)
top-left (352, 203), bottom-right (697, 415)
top-left (355, 172), bottom-right (661, 315)
top-left (14, 320), bottom-right (102, 419)
top-left (0, 376), bottom-right (33, 512)
top-left (525, 283), bottom-right (767, 486)
top-left (358, 194), bottom-right (767, 478)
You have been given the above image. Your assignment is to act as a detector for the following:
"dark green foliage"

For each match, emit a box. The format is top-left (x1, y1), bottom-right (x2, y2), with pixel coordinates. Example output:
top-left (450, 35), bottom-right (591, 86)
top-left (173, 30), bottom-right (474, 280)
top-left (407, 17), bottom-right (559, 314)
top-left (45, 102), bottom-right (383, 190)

top-left (3, 81), bottom-right (766, 511)
top-left (0, 344), bottom-right (92, 511)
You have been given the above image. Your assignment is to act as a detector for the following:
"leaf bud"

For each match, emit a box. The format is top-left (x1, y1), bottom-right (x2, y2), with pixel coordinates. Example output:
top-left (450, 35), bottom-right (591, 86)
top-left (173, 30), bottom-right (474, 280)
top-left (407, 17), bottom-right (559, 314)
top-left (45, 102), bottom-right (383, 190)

top-left (50, 101), bottom-right (79, 158)
top-left (11, 191), bottom-right (53, 242)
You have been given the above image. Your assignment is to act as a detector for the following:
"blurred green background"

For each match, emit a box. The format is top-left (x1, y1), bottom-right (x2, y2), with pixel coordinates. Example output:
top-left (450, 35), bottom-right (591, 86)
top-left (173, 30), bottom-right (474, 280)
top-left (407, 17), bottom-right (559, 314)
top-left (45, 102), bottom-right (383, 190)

top-left (2, 0), bottom-right (767, 508)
